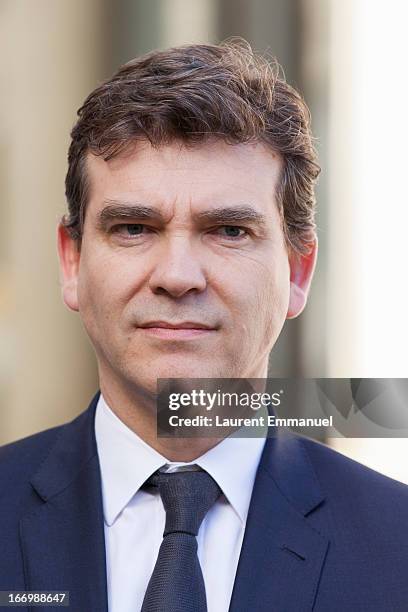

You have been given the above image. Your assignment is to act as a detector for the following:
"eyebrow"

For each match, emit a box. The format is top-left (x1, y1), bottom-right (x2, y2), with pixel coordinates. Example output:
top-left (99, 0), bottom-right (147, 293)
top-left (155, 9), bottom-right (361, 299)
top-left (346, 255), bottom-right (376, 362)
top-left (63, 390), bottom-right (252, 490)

top-left (96, 201), bottom-right (165, 231)
top-left (195, 206), bottom-right (267, 227)
top-left (96, 200), bottom-right (267, 231)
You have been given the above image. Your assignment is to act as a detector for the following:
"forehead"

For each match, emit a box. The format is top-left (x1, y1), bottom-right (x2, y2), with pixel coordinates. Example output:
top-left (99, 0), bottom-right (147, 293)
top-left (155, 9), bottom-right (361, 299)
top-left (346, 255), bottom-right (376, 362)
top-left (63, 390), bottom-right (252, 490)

top-left (85, 139), bottom-right (282, 218)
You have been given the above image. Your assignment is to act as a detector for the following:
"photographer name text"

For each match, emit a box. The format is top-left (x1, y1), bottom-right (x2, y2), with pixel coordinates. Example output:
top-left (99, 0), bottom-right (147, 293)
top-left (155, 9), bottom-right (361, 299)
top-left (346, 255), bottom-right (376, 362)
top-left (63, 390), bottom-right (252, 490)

top-left (167, 415), bottom-right (333, 428)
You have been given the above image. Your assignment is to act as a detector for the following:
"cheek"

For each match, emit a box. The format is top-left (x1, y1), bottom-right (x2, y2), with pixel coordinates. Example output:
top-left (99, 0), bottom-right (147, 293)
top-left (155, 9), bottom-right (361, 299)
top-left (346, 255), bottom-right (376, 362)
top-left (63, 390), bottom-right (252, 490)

top-left (76, 254), bottom-right (122, 333)
top-left (263, 281), bottom-right (290, 333)
top-left (211, 250), bottom-right (290, 339)
top-left (78, 246), bottom-right (133, 304)
top-left (245, 258), bottom-right (291, 345)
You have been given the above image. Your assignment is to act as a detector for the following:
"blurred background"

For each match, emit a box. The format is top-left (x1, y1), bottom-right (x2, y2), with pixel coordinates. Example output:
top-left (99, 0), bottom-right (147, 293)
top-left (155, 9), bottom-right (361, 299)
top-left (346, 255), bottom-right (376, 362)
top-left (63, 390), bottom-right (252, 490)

top-left (1, 0), bottom-right (408, 481)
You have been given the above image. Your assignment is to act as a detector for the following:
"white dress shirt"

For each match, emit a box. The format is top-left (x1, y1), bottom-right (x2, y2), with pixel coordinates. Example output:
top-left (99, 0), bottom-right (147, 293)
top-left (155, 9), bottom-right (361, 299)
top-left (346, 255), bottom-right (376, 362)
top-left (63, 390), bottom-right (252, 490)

top-left (94, 394), bottom-right (266, 612)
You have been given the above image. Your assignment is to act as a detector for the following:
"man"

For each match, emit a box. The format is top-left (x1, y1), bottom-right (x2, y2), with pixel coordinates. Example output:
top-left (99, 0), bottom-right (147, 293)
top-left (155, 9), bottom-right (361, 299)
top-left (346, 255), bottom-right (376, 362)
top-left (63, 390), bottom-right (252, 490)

top-left (1, 41), bottom-right (407, 612)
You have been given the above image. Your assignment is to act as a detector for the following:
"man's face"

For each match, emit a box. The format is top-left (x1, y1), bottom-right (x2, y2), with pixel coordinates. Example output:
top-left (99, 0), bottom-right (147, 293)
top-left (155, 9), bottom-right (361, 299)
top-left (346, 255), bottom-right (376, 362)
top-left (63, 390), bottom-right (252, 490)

top-left (58, 139), bottom-right (316, 395)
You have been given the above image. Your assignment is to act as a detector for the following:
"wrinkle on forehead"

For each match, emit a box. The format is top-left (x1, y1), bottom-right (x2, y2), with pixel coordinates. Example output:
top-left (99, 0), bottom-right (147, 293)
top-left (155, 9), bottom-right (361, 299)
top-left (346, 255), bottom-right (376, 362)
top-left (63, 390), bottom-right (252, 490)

top-left (85, 139), bottom-right (283, 224)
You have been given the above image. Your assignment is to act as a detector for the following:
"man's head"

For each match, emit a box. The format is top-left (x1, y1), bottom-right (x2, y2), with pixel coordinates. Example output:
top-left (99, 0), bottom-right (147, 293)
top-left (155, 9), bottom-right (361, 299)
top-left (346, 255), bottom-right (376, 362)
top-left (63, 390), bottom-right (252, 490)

top-left (58, 40), bottom-right (319, 396)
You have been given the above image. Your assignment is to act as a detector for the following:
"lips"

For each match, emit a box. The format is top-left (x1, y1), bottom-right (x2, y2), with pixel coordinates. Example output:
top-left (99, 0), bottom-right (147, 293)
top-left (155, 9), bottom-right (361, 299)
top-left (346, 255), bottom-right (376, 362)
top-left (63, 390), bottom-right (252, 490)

top-left (138, 320), bottom-right (216, 340)
top-left (140, 321), bottom-right (215, 330)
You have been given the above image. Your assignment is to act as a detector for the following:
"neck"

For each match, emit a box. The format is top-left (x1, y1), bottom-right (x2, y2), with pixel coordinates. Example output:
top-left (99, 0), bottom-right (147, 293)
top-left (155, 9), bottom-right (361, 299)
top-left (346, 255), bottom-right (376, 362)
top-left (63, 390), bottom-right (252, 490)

top-left (98, 360), bottom-right (269, 462)
top-left (99, 379), bottom-right (224, 461)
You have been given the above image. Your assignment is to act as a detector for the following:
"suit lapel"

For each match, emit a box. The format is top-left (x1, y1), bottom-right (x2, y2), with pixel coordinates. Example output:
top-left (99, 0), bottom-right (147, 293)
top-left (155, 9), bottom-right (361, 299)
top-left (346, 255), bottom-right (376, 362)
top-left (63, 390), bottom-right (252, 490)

top-left (229, 430), bottom-right (329, 612)
top-left (19, 393), bottom-right (108, 612)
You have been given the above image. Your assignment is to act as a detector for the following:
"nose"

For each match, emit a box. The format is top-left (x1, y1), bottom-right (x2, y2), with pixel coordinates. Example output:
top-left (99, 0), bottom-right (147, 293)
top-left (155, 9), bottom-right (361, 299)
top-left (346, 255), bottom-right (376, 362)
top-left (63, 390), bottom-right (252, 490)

top-left (148, 236), bottom-right (207, 298)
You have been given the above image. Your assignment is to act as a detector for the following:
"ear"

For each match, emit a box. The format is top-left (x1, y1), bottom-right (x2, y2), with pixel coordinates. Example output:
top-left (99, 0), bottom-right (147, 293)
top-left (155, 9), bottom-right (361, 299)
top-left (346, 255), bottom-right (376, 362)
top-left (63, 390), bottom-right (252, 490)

top-left (287, 237), bottom-right (318, 319)
top-left (57, 222), bottom-right (80, 312)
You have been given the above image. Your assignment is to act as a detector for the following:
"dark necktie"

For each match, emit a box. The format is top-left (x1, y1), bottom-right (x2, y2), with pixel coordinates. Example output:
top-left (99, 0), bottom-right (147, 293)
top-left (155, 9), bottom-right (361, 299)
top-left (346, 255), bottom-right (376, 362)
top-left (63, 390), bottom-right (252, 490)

top-left (141, 469), bottom-right (222, 612)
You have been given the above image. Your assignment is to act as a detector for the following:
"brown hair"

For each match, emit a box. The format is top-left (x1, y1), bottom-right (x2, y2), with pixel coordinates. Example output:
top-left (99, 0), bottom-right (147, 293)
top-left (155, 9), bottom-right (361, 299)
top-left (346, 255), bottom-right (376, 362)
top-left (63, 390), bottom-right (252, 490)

top-left (63, 39), bottom-right (320, 254)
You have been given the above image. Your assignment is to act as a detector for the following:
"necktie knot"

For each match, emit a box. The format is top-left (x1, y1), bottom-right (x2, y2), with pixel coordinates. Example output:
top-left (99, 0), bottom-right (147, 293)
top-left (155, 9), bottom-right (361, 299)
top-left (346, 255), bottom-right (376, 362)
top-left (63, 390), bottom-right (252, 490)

top-left (146, 469), bottom-right (222, 537)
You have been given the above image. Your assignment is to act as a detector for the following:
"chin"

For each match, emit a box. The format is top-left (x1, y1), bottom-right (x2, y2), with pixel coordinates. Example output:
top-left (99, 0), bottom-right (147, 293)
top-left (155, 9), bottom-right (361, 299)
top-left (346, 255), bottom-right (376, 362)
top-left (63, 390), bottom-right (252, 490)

top-left (139, 358), bottom-right (224, 386)
top-left (158, 363), bottom-right (217, 380)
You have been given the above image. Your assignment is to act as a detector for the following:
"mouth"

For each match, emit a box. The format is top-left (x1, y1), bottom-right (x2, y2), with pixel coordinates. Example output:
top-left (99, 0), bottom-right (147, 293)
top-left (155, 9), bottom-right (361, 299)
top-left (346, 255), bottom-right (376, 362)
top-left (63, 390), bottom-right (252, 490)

top-left (139, 321), bottom-right (217, 340)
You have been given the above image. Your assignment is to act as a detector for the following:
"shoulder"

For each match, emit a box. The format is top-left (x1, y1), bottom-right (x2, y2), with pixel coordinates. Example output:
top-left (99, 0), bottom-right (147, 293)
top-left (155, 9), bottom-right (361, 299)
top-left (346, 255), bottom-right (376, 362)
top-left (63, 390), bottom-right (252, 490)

top-left (0, 424), bottom-right (66, 502)
top-left (286, 436), bottom-right (408, 607)
top-left (0, 394), bottom-right (99, 499)
top-left (299, 434), bottom-right (408, 495)
top-left (297, 435), bottom-right (408, 533)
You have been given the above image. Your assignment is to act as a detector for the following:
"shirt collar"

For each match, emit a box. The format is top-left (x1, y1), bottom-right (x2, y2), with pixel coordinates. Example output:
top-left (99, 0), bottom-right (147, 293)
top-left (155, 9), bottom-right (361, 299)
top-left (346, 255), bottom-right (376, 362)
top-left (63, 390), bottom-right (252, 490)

top-left (95, 393), bottom-right (266, 526)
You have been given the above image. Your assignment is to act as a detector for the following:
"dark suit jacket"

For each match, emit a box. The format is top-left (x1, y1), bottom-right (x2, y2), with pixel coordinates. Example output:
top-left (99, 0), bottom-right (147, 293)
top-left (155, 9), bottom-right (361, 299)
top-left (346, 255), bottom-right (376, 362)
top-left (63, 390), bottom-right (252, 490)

top-left (1, 391), bottom-right (408, 611)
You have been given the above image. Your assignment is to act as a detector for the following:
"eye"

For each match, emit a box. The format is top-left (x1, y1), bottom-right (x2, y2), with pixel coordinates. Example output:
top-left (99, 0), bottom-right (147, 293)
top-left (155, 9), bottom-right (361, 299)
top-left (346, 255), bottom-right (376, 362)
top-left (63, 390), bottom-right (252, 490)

top-left (215, 225), bottom-right (248, 239)
top-left (123, 224), bottom-right (145, 235)
top-left (111, 223), bottom-right (148, 237)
